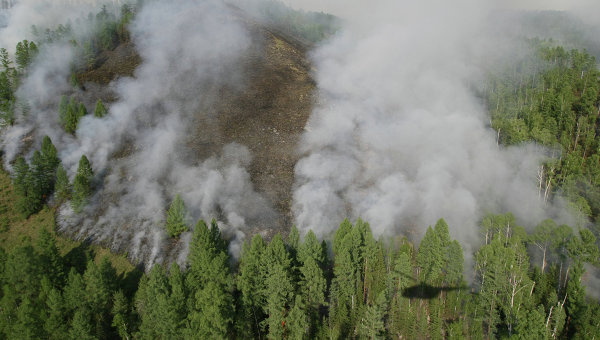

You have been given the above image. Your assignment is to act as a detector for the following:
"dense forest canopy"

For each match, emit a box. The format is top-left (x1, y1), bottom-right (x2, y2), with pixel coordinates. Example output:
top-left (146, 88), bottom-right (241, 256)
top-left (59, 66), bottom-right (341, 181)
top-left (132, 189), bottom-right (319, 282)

top-left (0, 0), bottom-right (599, 339)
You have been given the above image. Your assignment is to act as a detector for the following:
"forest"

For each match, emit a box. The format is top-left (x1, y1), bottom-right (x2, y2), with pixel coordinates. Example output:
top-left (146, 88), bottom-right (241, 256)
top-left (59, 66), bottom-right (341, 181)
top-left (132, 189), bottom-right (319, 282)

top-left (0, 1), bottom-right (600, 339)
top-left (0, 211), bottom-right (599, 339)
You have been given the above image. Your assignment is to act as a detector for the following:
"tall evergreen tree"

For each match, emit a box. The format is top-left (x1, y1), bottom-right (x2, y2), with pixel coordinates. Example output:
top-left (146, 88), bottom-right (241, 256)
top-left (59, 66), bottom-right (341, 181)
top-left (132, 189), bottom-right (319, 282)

top-left (185, 220), bottom-right (233, 338)
top-left (165, 194), bottom-right (188, 238)
top-left (416, 225), bottom-right (443, 285)
top-left (237, 234), bottom-right (267, 338)
top-left (55, 164), bottom-right (71, 202)
top-left (71, 155), bottom-right (93, 212)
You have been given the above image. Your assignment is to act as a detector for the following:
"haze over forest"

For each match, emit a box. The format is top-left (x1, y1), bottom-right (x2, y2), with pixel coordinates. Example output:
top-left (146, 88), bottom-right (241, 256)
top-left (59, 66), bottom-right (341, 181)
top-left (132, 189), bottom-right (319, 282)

top-left (0, 0), bottom-right (599, 339)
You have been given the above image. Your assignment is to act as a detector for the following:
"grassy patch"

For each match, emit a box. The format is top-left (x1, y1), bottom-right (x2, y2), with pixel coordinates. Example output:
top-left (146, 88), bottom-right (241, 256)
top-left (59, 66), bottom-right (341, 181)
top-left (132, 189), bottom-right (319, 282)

top-left (0, 169), bottom-right (134, 275)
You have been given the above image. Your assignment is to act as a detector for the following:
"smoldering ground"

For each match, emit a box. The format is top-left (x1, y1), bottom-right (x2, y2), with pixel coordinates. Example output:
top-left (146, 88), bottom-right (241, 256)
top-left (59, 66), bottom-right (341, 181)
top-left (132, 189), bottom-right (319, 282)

top-left (289, 0), bottom-right (582, 260)
top-left (1, 0), bottom-right (598, 271)
top-left (1, 0), bottom-right (276, 267)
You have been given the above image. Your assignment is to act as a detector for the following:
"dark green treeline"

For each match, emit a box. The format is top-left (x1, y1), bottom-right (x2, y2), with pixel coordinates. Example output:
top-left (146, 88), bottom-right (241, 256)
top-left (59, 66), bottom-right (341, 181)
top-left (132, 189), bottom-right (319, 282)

top-left (1, 215), bottom-right (599, 339)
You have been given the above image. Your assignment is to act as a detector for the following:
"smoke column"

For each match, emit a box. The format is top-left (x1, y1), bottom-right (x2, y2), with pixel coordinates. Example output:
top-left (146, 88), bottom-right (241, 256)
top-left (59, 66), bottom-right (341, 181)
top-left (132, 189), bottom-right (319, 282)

top-left (290, 0), bottom-right (576, 254)
top-left (1, 0), bottom-right (275, 267)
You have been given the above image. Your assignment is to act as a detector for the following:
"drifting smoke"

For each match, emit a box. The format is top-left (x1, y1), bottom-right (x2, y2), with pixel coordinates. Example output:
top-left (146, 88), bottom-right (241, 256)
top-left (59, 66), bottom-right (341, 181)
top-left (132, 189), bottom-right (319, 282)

top-left (290, 0), bottom-right (579, 256)
top-left (2, 0), bottom-right (598, 270)
top-left (1, 0), bottom-right (275, 267)
top-left (0, 0), bottom-right (101, 51)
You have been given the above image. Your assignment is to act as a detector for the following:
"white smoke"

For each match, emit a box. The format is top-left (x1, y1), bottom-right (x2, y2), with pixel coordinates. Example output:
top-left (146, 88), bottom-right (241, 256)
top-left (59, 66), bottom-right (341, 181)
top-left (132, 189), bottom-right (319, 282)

top-left (1, 0), bottom-right (275, 267)
top-left (0, 0), bottom-right (98, 52)
top-left (290, 0), bottom-right (576, 255)
top-left (1, 0), bottom-right (594, 269)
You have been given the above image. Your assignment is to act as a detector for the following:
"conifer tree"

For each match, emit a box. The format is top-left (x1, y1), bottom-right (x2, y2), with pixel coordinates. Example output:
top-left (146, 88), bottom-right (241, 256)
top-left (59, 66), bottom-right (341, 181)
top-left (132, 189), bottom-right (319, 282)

top-left (417, 224), bottom-right (443, 285)
top-left (237, 234), bottom-right (267, 338)
top-left (287, 295), bottom-right (310, 340)
top-left (136, 265), bottom-right (180, 339)
top-left (111, 290), bottom-right (131, 340)
top-left (358, 292), bottom-right (387, 339)
top-left (185, 220), bottom-right (233, 338)
top-left (37, 228), bottom-right (65, 287)
top-left (165, 194), bottom-right (188, 237)
top-left (168, 263), bottom-right (187, 331)
top-left (15, 40), bottom-right (38, 70)
top-left (0, 47), bottom-right (12, 70)
top-left (13, 155), bottom-right (43, 218)
top-left (69, 309), bottom-right (95, 340)
top-left (63, 268), bottom-right (87, 315)
top-left (44, 288), bottom-right (68, 340)
top-left (55, 164), bottom-right (71, 202)
top-left (71, 155), bottom-right (93, 212)
top-left (94, 99), bottom-right (108, 118)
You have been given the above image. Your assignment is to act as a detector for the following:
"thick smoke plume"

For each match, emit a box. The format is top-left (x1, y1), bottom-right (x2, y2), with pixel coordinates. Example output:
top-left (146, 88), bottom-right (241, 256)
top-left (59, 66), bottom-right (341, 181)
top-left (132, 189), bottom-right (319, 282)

top-left (290, 0), bottom-right (577, 254)
top-left (2, 0), bottom-right (597, 270)
top-left (1, 0), bottom-right (275, 267)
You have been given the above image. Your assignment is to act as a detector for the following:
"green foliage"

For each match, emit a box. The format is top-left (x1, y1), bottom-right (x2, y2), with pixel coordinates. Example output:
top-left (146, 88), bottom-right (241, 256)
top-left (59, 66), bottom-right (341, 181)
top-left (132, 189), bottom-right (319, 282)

top-left (15, 40), bottom-right (38, 70)
top-left (165, 194), bottom-right (188, 238)
top-left (0, 185), bottom-right (599, 340)
top-left (55, 164), bottom-right (71, 202)
top-left (237, 234), bottom-right (267, 338)
top-left (185, 220), bottom-right (233, 338)
top-left (10, 135), bottom-right (59, 218)
top-left (93, 99), bottom-right (108, 118)
top-left (358, 292), bottom-right (387, 339)
top-left (59, 96), bottom-right (88, 134)
top-left (287, 295), bottom-right (309, 340)
top-left (12, 156), bottom-right (42, 218)
top-left (254, 0), bottom-right (340, 43)
top-left (486, 42), bottom-right (600, 226)
top-left (71, 155), bottom-right (93, 213)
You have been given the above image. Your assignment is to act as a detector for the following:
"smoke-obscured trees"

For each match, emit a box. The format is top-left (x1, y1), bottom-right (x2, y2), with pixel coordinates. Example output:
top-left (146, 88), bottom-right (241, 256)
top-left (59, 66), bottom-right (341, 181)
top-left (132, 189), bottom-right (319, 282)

top-left (93, 99), bottom-right (107, 118)
top-left (1, 209), bottom-right (599, 339)
top-left (15, 40), bottom-right (38, 71)
top-left (58, 96), bottom-right (88, 134)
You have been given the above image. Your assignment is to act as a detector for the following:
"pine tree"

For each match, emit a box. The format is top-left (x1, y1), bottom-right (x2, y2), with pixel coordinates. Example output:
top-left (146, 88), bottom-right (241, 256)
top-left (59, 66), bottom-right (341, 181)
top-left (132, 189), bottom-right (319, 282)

top-left (12, 296), bottom-right (45, 339)
top-left (237, 234), bottom-right (267, 338)
top-left (263, 234), bottom-right (295, 339)
top-left (12, 156), bottom-right (29, 195)
top-left (63, 268), bottom-right (87, 315)
top-left (94, 99), bottom-right (108, 118)
top-left (185, 220), bottom-right (233, 338)
top-left (69, 309), bottom-right (95, 340)
top-left (84, 257), bottom-right (117, 338)
top-left (37, 228), bottom-right (65, 287)
top-left (0, 47), bottom-right (12, 70)
top-left (287, 295), bottom-right (310, 340)
top-left (165, 194), bottom-right (188, 238)
top-left (12, 155), bottom-right (43, 217)
top-left (15, 40), bottom-right (38, 70)
top-left (44, 288), bottom-right (68, 340)
top-left (40, 136), bottom-right (60, 172)
top-left (417, 221), bottom-right (445, 285)
top-left (446, 240), bottom-right (464, 286)
top-left (61, 97), bottom-right (87, 134)
top-left (167, 263), bottom-right (187, 331)
top-left (71, 155), bottom-right (93, 212)
top-left (111, 290), bottom-right (131, 340)
top-left (135, 265), bottom-right (180, 339)
top-left (0, 246), bottom-right (44, 338)
top-left (55, 164), bottom-right (71, 202)
top-left (358, 292), bottom-right (387, 339)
